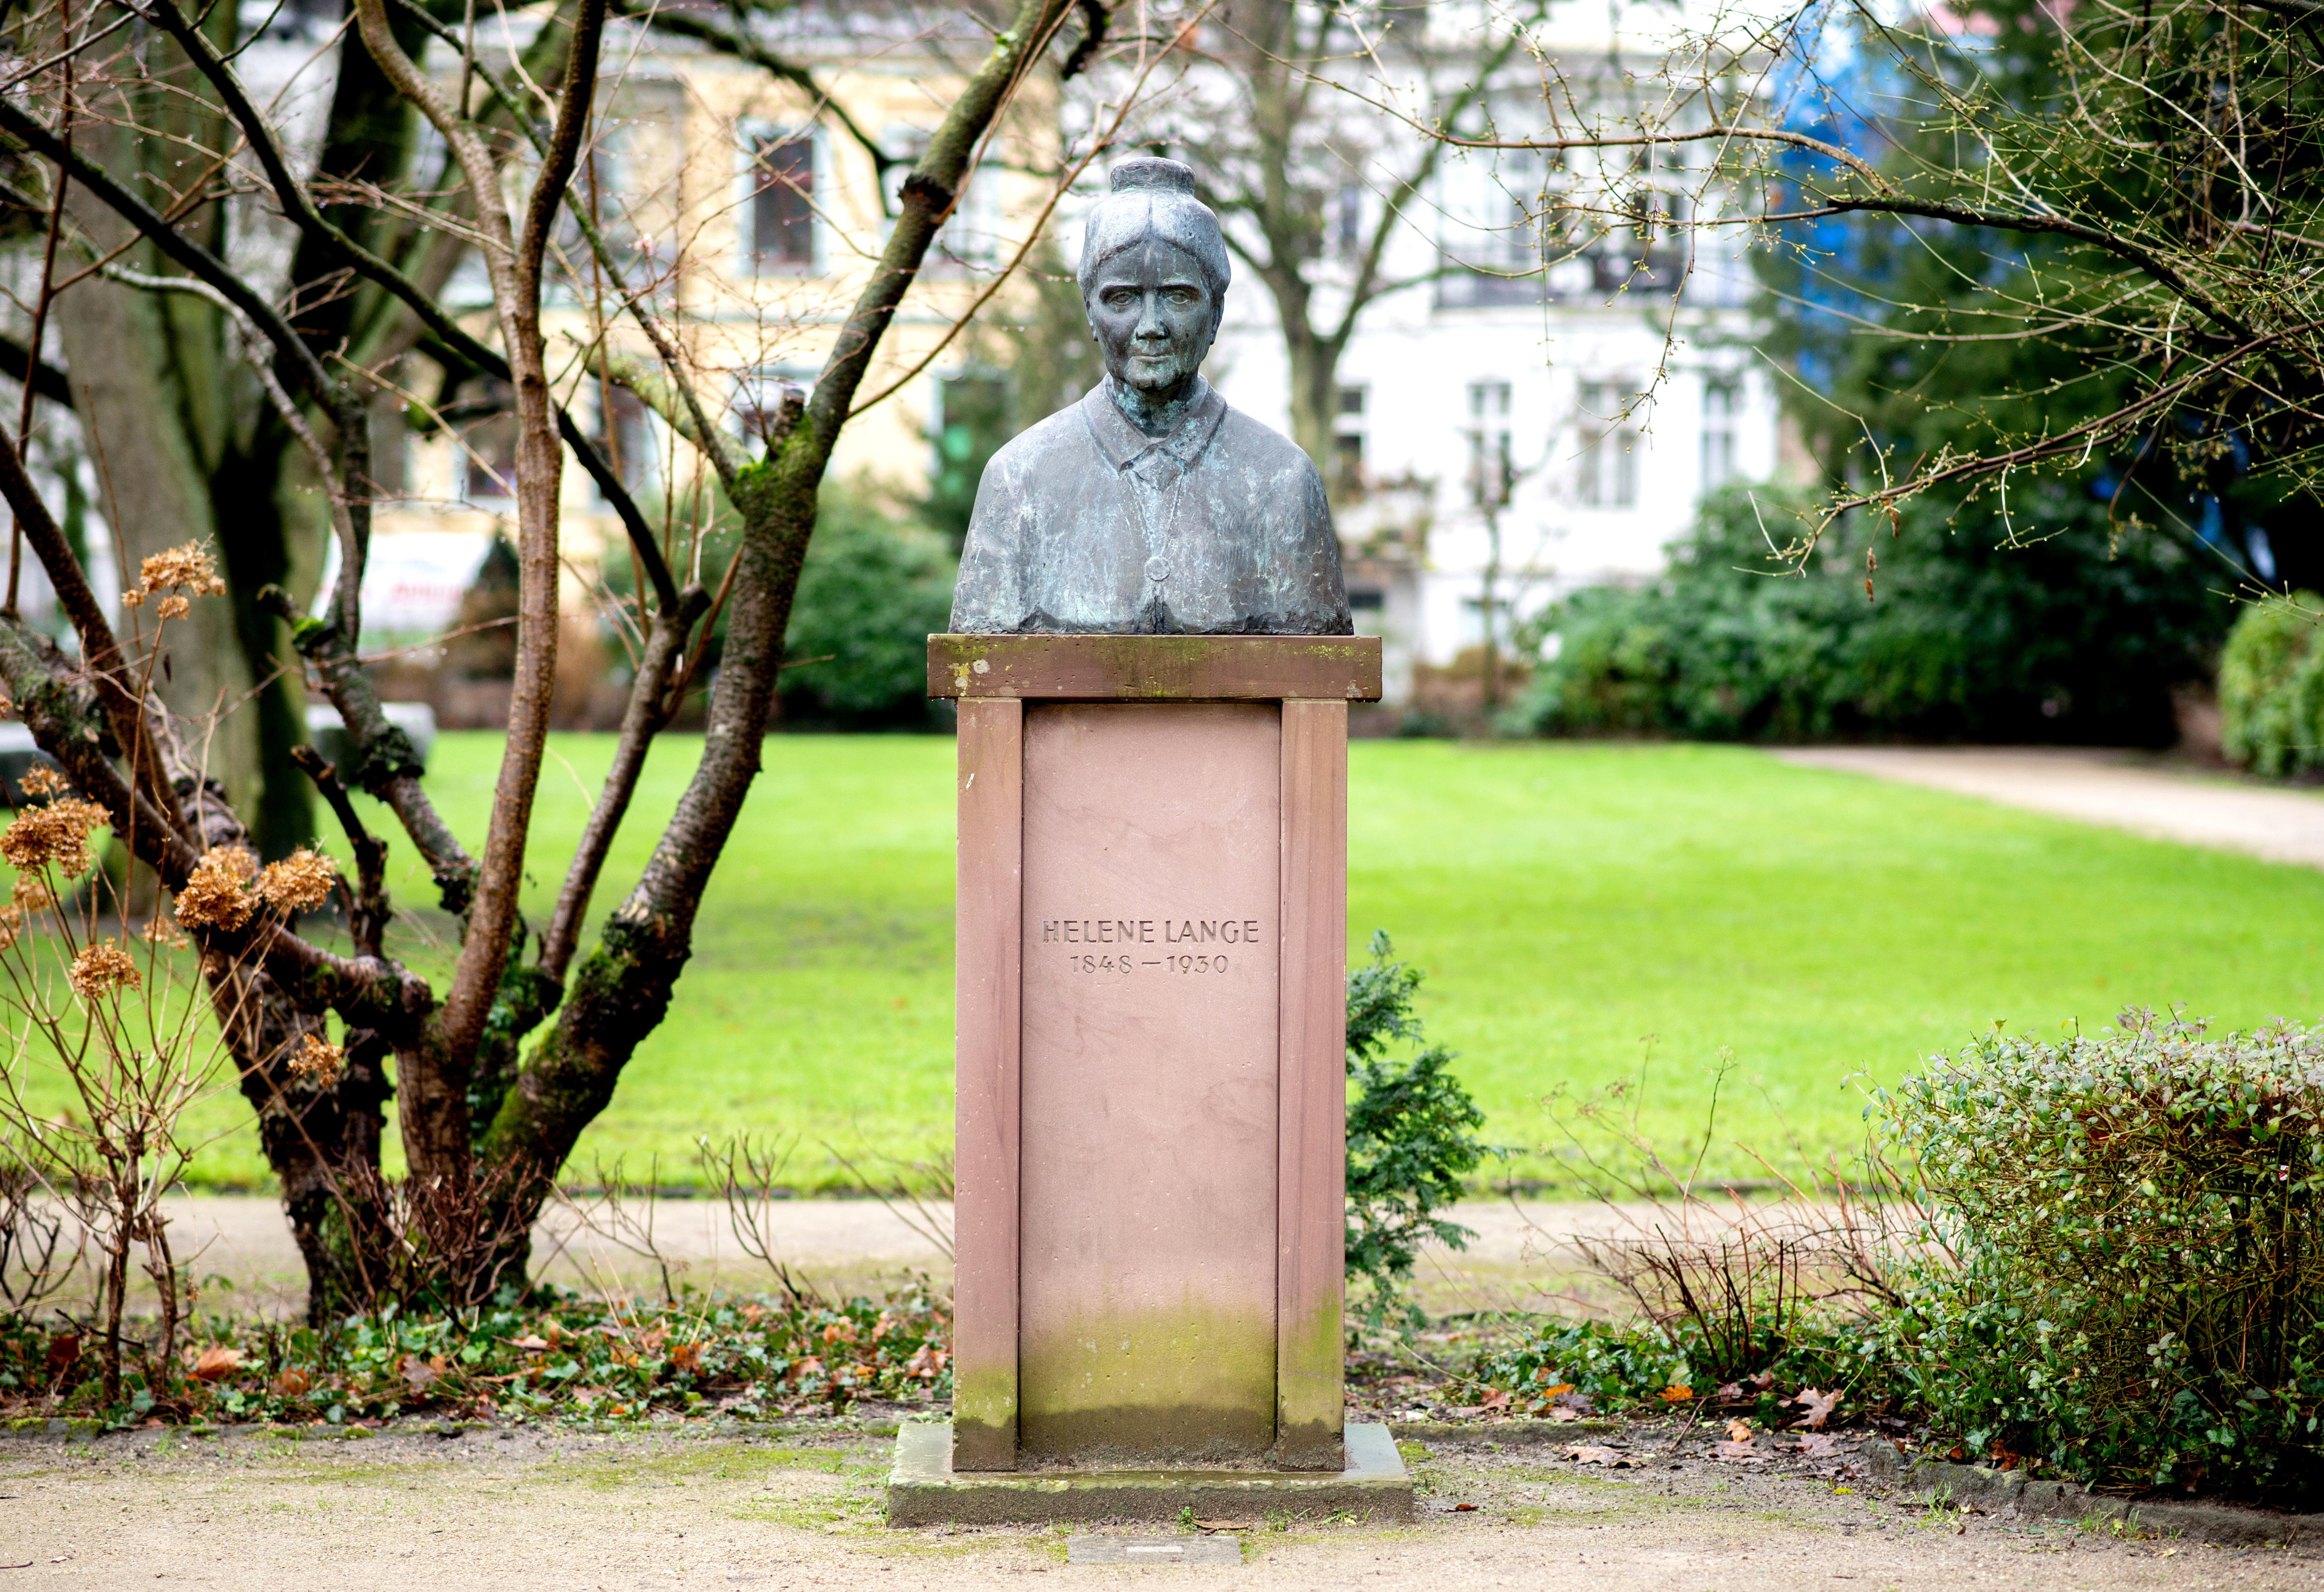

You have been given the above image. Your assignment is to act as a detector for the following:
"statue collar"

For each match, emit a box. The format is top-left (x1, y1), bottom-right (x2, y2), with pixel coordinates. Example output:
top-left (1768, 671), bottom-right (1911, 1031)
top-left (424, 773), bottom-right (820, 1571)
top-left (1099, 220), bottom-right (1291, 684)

top-left (1081, 376), bottom-right (1229, 472)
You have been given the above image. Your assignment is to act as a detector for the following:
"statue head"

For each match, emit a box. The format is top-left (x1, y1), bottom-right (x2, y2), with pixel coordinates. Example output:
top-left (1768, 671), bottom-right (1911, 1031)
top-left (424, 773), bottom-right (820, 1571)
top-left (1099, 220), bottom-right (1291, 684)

top-left (1079, 156), bottom-right (1230, 401)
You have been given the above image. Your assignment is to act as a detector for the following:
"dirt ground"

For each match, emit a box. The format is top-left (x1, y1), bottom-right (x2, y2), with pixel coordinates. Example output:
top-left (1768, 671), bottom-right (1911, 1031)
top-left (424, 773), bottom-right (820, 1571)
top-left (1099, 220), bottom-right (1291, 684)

top-left (2, 1419), bottom-right (2314, 1592)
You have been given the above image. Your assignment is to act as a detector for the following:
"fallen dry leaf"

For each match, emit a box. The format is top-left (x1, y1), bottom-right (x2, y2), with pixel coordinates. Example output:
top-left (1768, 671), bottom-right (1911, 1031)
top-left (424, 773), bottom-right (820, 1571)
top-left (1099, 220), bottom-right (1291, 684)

top-left (1192, 1520), bottom-right (1245, 1533)
top-left (1712, 1439), bottom-right (1759, 1462)
top-left (400, 1354), bottom-right (443, 1395)
top-left (1567, 1445), bottom-right (1630, 1467)
top-left (1797, 1433), bottom-right (1841, 1458)
top-left (1450, 1503), bottom-right (1478, 1512)
top-left (510, 1334), bottom-right (550, 1352)
top-left (275, 1367), bottom-right (311, 1397)
top-left (1725, 1418), bottom-right (1755, 1443)
top-left (1534, 1379), bottom-right (1575, 1398)
top-left (1657, 1384), bottom-right (1695, 1403)
top-left (1791, 1388), bottom-right (1841, 1430)
top-left (190, 1345), bottom-right (242, 1382)
top-left (669, 1342), bottom-right (702, 1375)
top-left (1479, 1388), bottom-right (1511, 1412)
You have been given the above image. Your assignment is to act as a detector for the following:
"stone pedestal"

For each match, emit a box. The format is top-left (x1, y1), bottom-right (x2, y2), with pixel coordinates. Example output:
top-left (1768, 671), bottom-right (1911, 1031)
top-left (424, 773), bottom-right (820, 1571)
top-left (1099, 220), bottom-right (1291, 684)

top-left (928, 634), bottom-right (1383, 1488)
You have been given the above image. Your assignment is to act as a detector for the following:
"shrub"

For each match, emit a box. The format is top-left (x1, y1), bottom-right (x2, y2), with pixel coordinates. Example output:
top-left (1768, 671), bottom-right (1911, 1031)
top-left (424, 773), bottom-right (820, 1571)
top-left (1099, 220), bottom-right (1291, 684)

top-left (1872, 1010), bottom-right (2324, 1500)
top-left (1344, 932), bottom-right (1488, 1317)
top-left (2218, 593), bottom-right (2324, 777)
top-left (1511, 486), bottom-right (2223, 746)
top-left (778, 485), bottom-right (958, 729)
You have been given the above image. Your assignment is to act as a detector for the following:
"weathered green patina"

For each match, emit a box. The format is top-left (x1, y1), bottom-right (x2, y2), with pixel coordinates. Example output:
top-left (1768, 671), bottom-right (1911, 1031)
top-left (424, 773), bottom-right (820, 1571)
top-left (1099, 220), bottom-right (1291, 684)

top-left (1018, 1296), bottom-right (1276, 1467)
top-left (949, 1364), bottom-right (1019, 1472)
top-left (1273, 1291), bottom-right (1347, 1471)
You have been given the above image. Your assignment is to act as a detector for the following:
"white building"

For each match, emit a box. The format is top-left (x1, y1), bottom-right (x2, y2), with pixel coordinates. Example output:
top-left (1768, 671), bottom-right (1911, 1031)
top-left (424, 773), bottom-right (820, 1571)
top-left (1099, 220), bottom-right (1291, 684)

top-left (1181, 28), bottom-right (1787, 701)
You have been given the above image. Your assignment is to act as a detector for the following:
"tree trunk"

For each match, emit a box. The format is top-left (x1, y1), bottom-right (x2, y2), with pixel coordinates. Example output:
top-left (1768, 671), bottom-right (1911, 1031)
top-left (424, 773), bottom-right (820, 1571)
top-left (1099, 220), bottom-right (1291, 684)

top-left (1279, 310), bottom-right (1342, 482)
top-left (471, 0), bottom-right (1081, 1278)
top-left (49, 277), bottom-right (262, 795)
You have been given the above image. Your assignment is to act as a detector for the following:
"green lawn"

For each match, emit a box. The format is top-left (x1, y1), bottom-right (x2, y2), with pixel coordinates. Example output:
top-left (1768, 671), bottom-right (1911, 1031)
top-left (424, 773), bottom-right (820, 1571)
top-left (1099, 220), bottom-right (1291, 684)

top-left (81, 734), bottom-right (2324, 1190)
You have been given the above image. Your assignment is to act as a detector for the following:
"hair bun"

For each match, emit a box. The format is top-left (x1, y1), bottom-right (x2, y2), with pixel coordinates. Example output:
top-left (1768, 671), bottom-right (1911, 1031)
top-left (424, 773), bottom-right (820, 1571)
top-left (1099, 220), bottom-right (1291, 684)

top-left (1110, 155), bottom-right (1196, 195)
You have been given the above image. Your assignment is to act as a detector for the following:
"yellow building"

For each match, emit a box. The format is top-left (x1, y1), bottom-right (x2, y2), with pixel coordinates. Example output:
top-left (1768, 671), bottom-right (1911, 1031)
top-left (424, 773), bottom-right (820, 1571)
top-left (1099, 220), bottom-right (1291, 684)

top-left (367, 27), bottom-right (1055, 634)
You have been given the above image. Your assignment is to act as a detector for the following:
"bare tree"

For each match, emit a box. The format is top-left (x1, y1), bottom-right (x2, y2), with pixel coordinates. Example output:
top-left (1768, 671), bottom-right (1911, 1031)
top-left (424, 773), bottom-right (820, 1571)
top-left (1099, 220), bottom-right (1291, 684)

top-left (1103, 0), bottom-right (1537, 476)
top-left (1364, 0), bottom-right (2324, 572)
top-left (0, 0), bottom-right (1090, 1314)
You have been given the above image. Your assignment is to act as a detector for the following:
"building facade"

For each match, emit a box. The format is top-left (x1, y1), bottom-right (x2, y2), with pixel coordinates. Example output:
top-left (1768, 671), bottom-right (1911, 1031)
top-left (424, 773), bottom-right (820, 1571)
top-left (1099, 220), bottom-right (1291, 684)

top-left (344, 7), bottom-right (1784, 708)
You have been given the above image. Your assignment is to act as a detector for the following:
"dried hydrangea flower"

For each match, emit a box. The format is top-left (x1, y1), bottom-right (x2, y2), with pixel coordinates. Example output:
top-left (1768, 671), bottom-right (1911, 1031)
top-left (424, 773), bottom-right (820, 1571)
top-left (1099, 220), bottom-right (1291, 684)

top-left (173, 844), bottom-right (258, 933)
top-left (139, 543), bottom-right (219, 594)
top-left (0, 796), bottom-right (111, 878)
top-left (156, 595), bottom-right (191, 621)
top-left (18, 766), bottom-right (68, 798)
top-left (67, 939), bottom-right (141, 1000)
top-left (288, 1032), bottom-right (344, 1088)
top-left (11, 875), bottom-right (54, 913)
top-left (140, 912), bottom-right (189, 949)
top-left (0, 903), bottom-right (23, 952)
top-left (257, 848), bottom-right (336, 913)
top-left (121, 588), bottom-right (143, 608)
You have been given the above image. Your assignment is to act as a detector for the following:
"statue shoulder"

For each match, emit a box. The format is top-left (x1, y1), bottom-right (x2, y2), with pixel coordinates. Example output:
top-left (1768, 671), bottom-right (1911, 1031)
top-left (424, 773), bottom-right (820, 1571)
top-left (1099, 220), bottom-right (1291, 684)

top-left (983, 398), bottom-right (1097, 483)
top-left (1213, 403), bottom-right (1325, 492)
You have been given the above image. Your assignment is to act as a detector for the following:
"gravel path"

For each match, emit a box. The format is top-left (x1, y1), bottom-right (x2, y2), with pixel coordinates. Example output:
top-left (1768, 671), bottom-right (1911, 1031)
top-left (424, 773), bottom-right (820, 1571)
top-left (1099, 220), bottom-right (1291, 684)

top-left (1775, 747), bottom-right (2324, 869)
top-left (137, 1194), bottom-right (1651, 1318)
top-left (3, 1420), bottom-right (2312, 1591)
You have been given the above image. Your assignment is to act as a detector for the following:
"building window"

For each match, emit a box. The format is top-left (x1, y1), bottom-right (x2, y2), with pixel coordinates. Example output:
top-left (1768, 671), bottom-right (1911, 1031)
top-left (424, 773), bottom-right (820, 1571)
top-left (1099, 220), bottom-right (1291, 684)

top-left (1701, 378), bottom-right (1738, 491)
top-left (1576, 381), bottom-right (1638, 509)
top-left (751, 133), bottom-right (816, 269)
top-left (1467, 381), bottom-right (1512, 507)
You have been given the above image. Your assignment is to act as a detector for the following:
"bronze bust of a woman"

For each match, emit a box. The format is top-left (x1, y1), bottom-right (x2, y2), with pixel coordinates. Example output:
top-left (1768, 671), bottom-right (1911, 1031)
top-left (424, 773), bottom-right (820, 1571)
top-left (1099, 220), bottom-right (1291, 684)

top-left (948, 157), bottom-right (1352, 637)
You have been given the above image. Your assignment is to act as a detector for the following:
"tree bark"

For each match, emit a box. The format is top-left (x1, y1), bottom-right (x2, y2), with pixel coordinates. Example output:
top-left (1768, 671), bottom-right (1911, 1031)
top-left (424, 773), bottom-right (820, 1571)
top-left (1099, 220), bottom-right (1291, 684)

top-left (475, 0), bottom-right (1079, 1264)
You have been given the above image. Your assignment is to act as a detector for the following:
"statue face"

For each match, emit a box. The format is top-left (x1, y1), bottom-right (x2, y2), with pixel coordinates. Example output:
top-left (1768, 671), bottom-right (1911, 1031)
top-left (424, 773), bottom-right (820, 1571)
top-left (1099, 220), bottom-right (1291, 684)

top-left (1084, 239), bottom-right (1217, 397)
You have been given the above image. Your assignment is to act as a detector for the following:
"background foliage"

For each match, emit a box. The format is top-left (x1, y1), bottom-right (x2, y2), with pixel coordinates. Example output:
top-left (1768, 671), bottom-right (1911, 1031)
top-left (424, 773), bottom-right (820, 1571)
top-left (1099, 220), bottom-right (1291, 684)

top-left (777, 483), bottom-right (958, 730)
top-left (2218, 594), bottom-right (2324, 778)
top-left (1513, 487), bottom-right (2225, 745)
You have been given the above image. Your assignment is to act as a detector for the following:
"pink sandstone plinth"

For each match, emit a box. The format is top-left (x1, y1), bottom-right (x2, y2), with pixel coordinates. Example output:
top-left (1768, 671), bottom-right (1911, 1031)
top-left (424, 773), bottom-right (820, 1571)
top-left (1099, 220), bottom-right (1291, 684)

top-left (930, 634), bottom-right (1381, 1477)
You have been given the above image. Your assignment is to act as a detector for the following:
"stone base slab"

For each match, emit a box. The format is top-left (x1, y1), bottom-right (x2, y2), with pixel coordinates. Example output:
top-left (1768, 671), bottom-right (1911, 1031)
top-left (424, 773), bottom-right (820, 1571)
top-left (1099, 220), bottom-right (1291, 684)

top-left (885, 1420), bottom-right (1412, 1526)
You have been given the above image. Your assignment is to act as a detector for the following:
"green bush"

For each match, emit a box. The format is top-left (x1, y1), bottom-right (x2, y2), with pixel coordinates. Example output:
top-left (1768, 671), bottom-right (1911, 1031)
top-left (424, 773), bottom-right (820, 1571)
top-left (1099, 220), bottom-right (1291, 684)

top-left (1872, 1011), bottom-right (2324, 1500)
top-left (1512, 486), bottom-right (2223, 746)
top-left (1469, 1317), bottom-right (1693, 1412)
top-left (1470, 1311), bottom-right (1889, 1423)
top-left (1344, 932), bottom-right (1488, 1317)
top-left (2219, 594), bottom-right (2324, 777)
top-left (778, 485), bottom-right (957, 729)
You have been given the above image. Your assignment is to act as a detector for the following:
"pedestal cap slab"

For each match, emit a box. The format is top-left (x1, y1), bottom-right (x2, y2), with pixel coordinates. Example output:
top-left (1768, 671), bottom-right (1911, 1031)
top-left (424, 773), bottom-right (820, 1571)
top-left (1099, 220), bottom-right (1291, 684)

top-left (928, 633), bottom-right (1382, 702)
